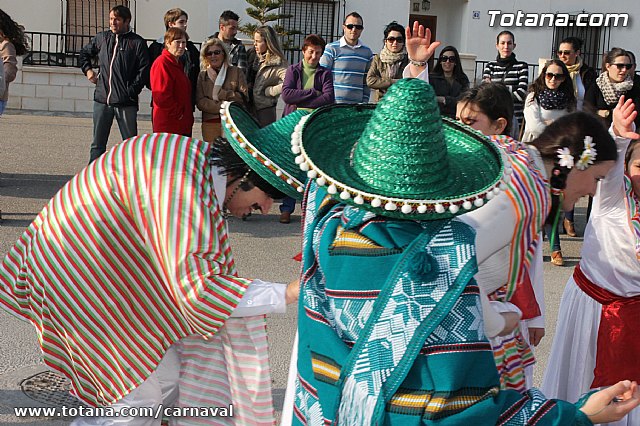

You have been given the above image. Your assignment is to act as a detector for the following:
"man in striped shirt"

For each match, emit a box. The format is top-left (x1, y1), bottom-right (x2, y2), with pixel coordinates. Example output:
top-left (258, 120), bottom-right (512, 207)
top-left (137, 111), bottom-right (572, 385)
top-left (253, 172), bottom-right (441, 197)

top-left (482, 30), bottom-right (529, 136)
top-left (320, 12), bottom-right (374, 104)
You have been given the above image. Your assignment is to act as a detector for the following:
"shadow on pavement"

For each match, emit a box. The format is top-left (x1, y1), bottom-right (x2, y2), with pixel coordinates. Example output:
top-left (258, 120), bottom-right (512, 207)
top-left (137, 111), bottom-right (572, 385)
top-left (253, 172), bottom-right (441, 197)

top-left (0, 174), bottom-right (72, 200)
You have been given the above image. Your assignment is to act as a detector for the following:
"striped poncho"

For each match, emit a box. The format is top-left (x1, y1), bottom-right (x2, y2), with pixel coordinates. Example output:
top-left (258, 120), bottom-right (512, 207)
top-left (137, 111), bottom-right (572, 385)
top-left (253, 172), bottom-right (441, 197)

top-left (0, 133), bottom-right (252, 407)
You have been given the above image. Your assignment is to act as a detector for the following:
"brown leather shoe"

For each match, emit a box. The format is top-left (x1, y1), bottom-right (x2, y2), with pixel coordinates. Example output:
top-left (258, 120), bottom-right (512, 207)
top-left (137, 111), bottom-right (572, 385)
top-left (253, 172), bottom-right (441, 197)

top-left (563, 218), bottom-right (577, 237)
top-left (551, 250), bottom-right (564, 266)
top-left (279, 211), bottom-right (291, 224)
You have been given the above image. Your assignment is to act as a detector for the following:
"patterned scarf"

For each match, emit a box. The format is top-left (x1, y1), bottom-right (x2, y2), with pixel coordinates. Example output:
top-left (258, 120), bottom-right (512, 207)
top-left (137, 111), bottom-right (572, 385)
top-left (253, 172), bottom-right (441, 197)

top-left (537, 88), bottom-right (570, 110)
top-left (623, 173), bottom-right (640, 259)
top-left (596, 71), bottom-right (634, 105)
top-left (565, 57), bottom-right (584, 97)
top-left (379, 46), bottom-right (407, 79)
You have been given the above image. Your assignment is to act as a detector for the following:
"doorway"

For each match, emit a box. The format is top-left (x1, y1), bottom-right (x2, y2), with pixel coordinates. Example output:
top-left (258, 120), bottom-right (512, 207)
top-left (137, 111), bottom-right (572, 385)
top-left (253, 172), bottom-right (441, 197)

top-left (408, 14), bottom-right (437, 70)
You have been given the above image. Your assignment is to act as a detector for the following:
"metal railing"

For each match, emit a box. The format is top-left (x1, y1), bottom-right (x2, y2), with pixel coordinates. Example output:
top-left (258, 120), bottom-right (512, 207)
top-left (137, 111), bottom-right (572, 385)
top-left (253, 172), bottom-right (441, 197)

top-left (21, 31), bottom-right (203, 68)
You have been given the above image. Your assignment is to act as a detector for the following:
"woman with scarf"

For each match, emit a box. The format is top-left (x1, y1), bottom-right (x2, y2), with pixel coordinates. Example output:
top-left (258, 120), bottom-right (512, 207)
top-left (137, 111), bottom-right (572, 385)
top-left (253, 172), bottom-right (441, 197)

top-left (250, 25), bottom-right (287, 126)
top-left (542, 97), bottom-right (640, 426)
top-left (279, 34), bottom-right (334, 224)
top-left (366, 21), bottom-right (408, 101)
top-left (523, 60), bottom-right (576, 266)
top-left (429, 46), bottom-right (469, 118)
top-left (585, 47), bottom-right (640, 129)
top-left (482, 30), bottom-right (529, 137)
top-left (196, 38), bottom-right (248, 142)
top-left (557, 36), bottom-right (596, 111)
top-left (556, 36), bottom-right (596, 238)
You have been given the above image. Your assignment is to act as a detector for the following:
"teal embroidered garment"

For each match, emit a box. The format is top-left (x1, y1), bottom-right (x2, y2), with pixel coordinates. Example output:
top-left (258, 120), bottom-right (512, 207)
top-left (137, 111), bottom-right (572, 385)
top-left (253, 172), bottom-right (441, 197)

top-left (292, 182), bottom-right (593, 426)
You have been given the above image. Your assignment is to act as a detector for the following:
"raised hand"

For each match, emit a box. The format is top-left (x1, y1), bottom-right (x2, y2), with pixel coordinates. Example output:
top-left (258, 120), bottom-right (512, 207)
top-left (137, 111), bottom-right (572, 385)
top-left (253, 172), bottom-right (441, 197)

top-left (405, 21), bottom-right (441, 64)
top-left (613, 96), bottom-right (640, 140)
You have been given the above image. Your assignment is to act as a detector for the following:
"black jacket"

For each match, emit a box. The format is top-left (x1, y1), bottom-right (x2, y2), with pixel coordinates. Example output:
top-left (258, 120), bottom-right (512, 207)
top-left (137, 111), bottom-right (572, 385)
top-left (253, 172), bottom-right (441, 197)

top-left (584, 74), bottom-right (640, 128)
top-left (79, 29), bottom-right (150, 107)
top-left (428, 73), bottom-right (470, 118)
top-left (148, 39), bottom-right (200, 108)
top-left (580, 64), bottom-right (597, 94)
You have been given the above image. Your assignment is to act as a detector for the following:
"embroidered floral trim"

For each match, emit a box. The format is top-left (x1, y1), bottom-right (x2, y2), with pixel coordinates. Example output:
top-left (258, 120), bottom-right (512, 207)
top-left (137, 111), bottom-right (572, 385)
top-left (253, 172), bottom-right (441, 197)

top-left (556, 135), bottom-right (597, 171)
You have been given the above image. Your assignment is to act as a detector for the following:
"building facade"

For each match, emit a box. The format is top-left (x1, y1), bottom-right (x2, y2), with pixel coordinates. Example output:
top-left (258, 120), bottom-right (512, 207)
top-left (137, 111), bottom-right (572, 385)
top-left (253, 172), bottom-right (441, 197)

top-left (0, 0), bottom-right (637, 113)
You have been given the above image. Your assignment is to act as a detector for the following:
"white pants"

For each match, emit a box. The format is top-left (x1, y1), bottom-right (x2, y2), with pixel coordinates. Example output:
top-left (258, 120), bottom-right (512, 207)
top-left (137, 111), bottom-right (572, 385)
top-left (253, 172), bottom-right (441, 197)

top-left (71, 345), bottom-right (180, 426)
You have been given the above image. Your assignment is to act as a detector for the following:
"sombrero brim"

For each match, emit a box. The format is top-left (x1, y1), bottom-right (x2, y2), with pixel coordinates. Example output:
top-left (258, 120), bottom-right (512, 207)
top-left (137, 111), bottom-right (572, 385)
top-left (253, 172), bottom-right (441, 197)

top-left (292, 104), bottom-right (510, 220)
top-left (220, 102), bottom-right (309, 200)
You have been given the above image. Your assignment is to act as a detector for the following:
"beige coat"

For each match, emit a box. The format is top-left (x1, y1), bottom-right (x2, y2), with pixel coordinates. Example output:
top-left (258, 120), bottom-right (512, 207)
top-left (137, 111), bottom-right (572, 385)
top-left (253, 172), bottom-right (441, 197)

top-left (0, 38), bottom-right (18, 102)
top-left (196, 65), bottom-right (248, 121)
top-left (252, 54), bottom-right (287, 111)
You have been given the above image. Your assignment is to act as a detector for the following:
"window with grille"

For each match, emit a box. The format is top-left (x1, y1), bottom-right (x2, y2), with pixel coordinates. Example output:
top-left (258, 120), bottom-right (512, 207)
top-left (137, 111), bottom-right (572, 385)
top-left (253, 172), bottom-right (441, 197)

top-left (279, 0), bottom-right (343, 64)
top-left (65, 0), bottom-right (131, 53)
top-left (552, 14), bottom-right (611, 72)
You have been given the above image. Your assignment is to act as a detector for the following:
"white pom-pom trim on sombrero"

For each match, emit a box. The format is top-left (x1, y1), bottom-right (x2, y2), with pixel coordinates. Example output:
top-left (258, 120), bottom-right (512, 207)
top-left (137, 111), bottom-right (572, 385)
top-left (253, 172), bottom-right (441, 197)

top-left (291, 124), bottom-right (513, 215)
top-left (220, 102), bottom-right (304, 193)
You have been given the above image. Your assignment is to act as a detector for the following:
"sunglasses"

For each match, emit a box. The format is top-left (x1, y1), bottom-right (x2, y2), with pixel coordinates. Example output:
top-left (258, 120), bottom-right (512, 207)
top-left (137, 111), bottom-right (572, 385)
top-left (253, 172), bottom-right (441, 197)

top-left (611, 63), bottom-right (633, 70)
top-left (345, 24), bottom-right (364, 30)
top-left (386, 36), bottom-right (405, 44)
top-left (557, 50), bottom-right (574, 56)
top-left (206, 50), bottom-right (223, 56)
top-left (545, 72), bottom-right (566, 81)
top-left (440, 56), bottom-right (456, 63)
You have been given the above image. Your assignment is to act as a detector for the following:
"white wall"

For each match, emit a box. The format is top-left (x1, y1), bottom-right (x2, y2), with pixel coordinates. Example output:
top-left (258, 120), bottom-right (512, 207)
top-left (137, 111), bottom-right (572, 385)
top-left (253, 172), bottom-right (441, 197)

top-left (0, 0), bottom-right (61, 33)
top-left (462, 0), bottom-right (639, 64)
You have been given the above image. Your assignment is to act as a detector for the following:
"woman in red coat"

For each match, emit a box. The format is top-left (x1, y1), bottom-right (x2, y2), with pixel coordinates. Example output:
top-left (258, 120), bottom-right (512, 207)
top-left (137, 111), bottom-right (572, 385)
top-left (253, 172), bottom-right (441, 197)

top-left (150, 27), bottom-right (194, 136)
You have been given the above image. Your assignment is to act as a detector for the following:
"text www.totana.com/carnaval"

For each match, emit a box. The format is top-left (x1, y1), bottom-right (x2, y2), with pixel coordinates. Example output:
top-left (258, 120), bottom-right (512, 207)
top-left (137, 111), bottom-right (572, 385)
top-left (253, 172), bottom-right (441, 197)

top-left (14, 404), bottom-right (234, 419)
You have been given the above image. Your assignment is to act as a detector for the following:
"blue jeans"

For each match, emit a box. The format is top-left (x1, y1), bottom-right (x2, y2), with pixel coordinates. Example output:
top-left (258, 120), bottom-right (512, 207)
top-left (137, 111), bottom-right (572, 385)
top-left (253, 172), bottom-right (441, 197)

top-left (90, 102), bottom-right (138, 163)
top-left (544, 222), bottom-right (562, 252)
top-left (0, 100), bottom-right (6, 116)
top-left (280, 196), bottom-right (296, 214)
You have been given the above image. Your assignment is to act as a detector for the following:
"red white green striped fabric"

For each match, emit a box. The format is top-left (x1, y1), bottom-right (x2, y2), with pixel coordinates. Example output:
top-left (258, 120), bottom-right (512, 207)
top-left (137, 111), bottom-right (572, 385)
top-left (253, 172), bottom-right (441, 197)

top-left (490, 135), bottom-right (549, 300)
top-left (488, 135), bottom-right (549, 392)
top-left (0, 133), bottom-right (252, 407)
top-left (176, 317), bottom-right (275, 425)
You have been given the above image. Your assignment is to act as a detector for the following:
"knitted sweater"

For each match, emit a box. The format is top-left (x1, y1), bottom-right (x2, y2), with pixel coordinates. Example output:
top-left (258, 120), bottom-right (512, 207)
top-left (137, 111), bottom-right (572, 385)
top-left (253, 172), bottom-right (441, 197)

top-left (482, 59), bottom-right (529, 122)
top-left (320, 37), bottom-right (373, 104)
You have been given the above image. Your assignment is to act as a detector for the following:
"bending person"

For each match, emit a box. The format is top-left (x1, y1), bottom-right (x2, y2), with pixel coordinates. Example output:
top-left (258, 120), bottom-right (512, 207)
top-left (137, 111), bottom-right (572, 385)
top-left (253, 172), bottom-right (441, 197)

top-left (0, 110), bottom-right (309, 424)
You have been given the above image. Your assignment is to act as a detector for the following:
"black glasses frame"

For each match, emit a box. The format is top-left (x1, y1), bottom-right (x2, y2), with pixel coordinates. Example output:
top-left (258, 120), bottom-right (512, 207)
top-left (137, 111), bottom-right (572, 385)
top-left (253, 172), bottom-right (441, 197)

top-left (545, 72), bottom-right (566, 80)
top-left (611, 63), bottom-right (633, 70)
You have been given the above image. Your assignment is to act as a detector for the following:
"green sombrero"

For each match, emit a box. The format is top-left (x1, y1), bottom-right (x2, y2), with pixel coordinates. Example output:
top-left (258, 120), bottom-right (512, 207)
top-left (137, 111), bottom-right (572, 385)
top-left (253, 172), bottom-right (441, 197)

top-left (291, 78), bottom-right (512, 220)
top-left (220, 102), bottom-right (310, 200)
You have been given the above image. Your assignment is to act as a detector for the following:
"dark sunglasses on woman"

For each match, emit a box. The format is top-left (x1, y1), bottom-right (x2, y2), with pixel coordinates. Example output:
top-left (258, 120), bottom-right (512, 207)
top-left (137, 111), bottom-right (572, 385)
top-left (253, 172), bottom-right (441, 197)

top-left (545, 72), bottom-right (566, 81)
top-left (439, 56), bottom-right (456, 63)
top-left (386, 37), bottom-right (405, 44)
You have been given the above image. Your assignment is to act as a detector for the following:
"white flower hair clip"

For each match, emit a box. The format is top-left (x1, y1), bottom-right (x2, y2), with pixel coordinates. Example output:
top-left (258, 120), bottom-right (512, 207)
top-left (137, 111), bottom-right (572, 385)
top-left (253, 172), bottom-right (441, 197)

top-left (556, 147), bottom-right (574, 169)
top-left (556, 135), bottom-right (597, 170)
top-left (576, 135), bottom-right (597, 171)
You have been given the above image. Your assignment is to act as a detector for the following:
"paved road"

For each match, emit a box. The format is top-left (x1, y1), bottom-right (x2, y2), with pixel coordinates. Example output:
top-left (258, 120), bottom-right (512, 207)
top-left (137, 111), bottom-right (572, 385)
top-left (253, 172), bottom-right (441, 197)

top-left (0, 111), bottom-right (585, 424)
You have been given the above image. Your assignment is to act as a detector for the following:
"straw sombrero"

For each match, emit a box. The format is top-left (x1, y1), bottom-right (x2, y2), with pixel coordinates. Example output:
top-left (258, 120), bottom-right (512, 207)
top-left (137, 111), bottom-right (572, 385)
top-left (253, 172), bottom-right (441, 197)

top-left (220, 102), bottom-right (310, 200)
top-left (291, 78), bottom-right (513, 220)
